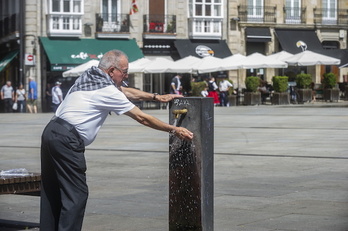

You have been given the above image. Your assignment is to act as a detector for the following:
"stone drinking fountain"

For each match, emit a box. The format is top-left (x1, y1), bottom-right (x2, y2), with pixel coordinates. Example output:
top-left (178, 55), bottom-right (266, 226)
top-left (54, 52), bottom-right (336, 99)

top-left (169, 97), bottom-right (214, 231)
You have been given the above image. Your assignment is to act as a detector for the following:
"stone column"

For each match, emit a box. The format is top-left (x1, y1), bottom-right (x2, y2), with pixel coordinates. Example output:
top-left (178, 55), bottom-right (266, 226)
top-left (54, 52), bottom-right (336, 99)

top-left (169, 97), bottom-right (214, 231)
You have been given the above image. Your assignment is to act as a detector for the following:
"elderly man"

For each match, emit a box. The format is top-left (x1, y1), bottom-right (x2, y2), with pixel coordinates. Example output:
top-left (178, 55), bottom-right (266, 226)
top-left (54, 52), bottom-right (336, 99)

top-left (40, 50), bottom-right (193, 231)
top-left (0, 81), bottom-right (14, 112)
top-left (27, 77), bottom-right (38, 113)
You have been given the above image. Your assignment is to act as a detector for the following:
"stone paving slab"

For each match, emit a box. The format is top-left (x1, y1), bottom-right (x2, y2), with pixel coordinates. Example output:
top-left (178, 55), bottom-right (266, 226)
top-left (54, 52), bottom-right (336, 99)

top-left (0, 101), bottom-right (347, 230)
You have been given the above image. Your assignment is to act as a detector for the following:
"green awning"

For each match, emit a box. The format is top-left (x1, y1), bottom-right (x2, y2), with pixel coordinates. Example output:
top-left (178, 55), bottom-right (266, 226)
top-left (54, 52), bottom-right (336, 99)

top-left (0, 50), bottom-right (18, 73)
top-left (39, 37), bottom-right (144, 71)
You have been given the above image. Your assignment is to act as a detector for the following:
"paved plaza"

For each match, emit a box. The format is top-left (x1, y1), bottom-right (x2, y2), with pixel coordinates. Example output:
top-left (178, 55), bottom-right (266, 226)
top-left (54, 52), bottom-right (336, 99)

top-left (0, 101), bottom-right (348, 231)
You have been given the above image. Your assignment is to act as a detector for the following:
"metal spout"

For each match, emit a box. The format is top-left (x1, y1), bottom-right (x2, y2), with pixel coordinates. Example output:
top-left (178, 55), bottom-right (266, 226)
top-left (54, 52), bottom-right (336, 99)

top-left (172, 109), bottom-right (188, 119)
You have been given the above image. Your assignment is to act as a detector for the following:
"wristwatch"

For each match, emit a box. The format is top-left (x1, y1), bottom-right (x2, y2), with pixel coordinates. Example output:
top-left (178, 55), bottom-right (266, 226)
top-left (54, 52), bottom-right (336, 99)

top-left (153, 93), bottom-right (159, 101)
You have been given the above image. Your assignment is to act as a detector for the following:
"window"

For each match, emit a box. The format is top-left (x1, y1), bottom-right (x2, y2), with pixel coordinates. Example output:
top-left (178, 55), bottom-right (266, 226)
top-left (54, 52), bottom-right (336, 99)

top-left (285, 0), bottom-right (301, 23)
top-left (48, 0), bottom-right (83, 36)
top-left (323, 0), bottom-right (337, 24)
top-left (189, 0), bottom-right (223, 38)
top-left (247, 0), bottom-right (263, 22)
top-left (101, 0), bottom-right (122, 32)
top-left (191, 0), bottom-right (222, 17)
top-left (50, 0), bottom-right (82, 13)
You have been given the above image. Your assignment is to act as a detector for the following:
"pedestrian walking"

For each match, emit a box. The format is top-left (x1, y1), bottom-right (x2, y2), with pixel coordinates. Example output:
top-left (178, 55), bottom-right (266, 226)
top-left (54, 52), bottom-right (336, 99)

top-left (51, 81), bottom-right (63, 112)
top-left (27, 77), bottom-right (38, 113)
top-left (0, 81), bottom-right (14, 112)
top-left (15, 83), bottom-right (26, 112)
top-left (219, 77), bottom-right (233, 106)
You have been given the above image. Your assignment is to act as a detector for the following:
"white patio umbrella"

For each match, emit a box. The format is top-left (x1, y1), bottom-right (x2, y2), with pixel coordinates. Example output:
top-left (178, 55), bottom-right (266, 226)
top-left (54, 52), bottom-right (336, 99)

top-left (62, 59), bottom-right (100, 77)
top-left (285, 50), bottom-right (341, 66)
top-left (167, 55), bottom-right (201, 73)
top-left (241, 52), bottom-right (288, 69)
top-left (129, 57), bottom-right (152, 73)
top-left (268, 51), bottom-right (294, 61)
top-left (143, 57), bottom-right (175, 73)
top-left (220, 53), bottom-right (246, 70)
top-left (192, 56), bottom-right (223, 73)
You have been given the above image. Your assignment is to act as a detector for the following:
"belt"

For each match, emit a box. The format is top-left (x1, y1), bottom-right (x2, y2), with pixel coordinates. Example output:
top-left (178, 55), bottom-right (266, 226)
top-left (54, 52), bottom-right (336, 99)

top-left (51, 116), bottom-right (80, 138)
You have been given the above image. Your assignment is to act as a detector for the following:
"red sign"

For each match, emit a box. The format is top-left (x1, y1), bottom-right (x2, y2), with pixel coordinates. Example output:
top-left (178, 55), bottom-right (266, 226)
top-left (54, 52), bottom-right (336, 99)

top-left (25, 54), bottom-right (35, 65)
top-left (27, 55), bottom-right (33, 61)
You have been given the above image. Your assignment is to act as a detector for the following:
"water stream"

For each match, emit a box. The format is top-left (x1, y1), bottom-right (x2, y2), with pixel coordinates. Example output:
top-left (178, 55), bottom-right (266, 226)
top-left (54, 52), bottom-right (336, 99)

top-left (169, 114), bottom-right (200, 230)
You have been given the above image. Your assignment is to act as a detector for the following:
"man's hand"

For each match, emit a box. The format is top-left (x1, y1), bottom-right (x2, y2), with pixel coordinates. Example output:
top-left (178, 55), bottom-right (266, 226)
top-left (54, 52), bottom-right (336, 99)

top-left (171, 127), bottom-right (193, 141)
top-left (156, 94), bottom-right (183, 103)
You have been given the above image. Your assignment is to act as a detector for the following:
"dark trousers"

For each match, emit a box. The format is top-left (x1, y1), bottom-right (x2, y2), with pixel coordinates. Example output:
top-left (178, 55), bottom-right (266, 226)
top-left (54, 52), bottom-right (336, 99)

top-left (40, 119), bottom-right (87, 231)
top-left (3, 98), bottom-right (13, 112)
top-left (219, 92), bottom-right (229, 106)
top-left (17, 100), bottom-right (26, 113)
top-left (51, 103), bottom-right (60, 112)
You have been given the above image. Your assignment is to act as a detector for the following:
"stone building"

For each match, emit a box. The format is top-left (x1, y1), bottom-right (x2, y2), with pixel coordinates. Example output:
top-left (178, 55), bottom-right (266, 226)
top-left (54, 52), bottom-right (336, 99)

top-left (0, 0), bottom-right (347, 111)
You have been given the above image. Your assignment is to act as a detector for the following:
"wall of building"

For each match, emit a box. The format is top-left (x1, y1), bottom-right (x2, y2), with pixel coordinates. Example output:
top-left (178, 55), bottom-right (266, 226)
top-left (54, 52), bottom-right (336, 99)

top-left (14, 0), bottom-right (347, 109)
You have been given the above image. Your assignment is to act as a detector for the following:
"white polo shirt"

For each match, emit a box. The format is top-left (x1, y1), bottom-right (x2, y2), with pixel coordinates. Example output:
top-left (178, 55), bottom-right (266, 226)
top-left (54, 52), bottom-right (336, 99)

top-left (56, 85), bottom-right (135, 146)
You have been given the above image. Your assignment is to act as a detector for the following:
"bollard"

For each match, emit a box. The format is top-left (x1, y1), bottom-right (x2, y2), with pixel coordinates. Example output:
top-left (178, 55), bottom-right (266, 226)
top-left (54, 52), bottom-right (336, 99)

top-left (169, 97), bottom-right (214, 231)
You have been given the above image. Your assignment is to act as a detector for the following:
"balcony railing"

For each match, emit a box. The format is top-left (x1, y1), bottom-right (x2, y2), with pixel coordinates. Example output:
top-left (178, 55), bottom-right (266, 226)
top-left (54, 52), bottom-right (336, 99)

top-left (238, 5), bottom-right (277, 23)
top-left (0, 14), bottom-right (19, 39)
top-left (96, 13), bottom-right (130, 33)
top-left (46, 14), bottom-right (82, 37)
top-left (143, 14), bottom-right (176, 34)
top-left (283, 7), bottom-right (306, 24)
top-left (314, 8), bottom-right (348, 26)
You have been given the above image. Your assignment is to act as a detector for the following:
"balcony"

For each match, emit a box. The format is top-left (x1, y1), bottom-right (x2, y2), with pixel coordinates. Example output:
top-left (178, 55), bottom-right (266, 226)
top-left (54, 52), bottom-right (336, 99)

top-left (96, 13), bottom-right (130, 39)
top-left (238, 5), bottom-right (277, 24)
top-left (314, 8), bottom-right (348, 26)
top-left (143, 14), bottom-right (176, 39)
top-left (0, 14), bottom-right (19, 43)
top-left (188, 18), bottom-right (223, 40)
top-left (46, 14), bottom-right (82, 37)
top-left (283, 7), bottom-right (306, 24)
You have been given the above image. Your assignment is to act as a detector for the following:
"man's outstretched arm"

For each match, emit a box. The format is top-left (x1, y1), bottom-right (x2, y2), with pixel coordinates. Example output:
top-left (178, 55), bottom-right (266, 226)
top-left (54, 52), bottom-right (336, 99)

top-left (121, 86), bottom-right (183, 102)
top-left (124, 106), bottom-right (193, 141)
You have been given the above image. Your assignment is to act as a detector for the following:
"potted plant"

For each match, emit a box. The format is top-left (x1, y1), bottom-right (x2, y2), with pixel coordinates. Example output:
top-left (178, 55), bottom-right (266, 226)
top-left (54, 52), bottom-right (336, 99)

top-left (295, 73), bottom-right (312, 103)
top-left (191, 81), bottom-right (208, 96)
top-left (322, 72), bottom-right (339, 102)
top-left (244, 76), bottom-right (261, 105)
top-left (271, 76), bottom-right (289, 105)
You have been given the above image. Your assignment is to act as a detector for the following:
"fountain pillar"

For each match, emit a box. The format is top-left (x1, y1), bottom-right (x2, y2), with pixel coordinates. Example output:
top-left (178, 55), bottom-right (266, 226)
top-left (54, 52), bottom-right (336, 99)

top-left (169, 97), bottom-right (214, 231)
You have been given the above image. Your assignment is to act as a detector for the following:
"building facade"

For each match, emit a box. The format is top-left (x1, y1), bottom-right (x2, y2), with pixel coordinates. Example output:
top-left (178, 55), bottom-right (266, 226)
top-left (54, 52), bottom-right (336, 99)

top-left (0, 0), bottom-right (347, 112)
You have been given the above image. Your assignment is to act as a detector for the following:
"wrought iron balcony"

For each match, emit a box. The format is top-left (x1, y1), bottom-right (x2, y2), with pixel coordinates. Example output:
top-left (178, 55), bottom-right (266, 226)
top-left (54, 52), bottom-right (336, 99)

top-left (283, 7), bottom-right (306, 24)
top-left (143, 14), bottom-right (176, 34)
top-left (238, 5), bottom-right (277, 23)
top-left (96, 13), bottom-right (130, 37)
top-left (314, 8), bottom-right (348, 26)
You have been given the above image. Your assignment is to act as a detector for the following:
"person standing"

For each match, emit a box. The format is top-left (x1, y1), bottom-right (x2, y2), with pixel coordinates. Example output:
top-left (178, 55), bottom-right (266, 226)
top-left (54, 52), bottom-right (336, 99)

top-left (40, 49), bottom-right (193, 231)
top-left (170, 74), bottom-right (182, 95)
top-left (45, 83), bottom-right (52, 112)
top-left (207, 77), bottom-right (220, 106)
top-left (219, 77), bottom-right (233, 106)
top-left (201, 86), bottom-right (209, 97)
top-left (27, 77), bottom-right (38, 113)
top-left (51, 81), bottom-right (63, 112)
top-left (0, 81), bottom-right (14, 112)
top-left (15, 84), bottom-right (26, 113)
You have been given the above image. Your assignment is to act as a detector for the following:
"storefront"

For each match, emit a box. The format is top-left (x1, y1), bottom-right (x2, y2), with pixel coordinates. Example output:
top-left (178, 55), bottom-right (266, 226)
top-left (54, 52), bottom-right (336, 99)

top-left (39, 37), bottom-right (144, 111)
